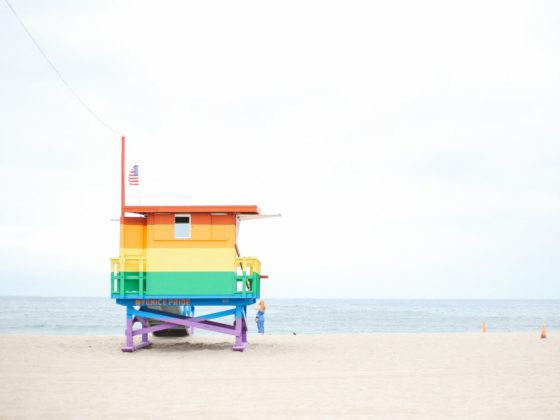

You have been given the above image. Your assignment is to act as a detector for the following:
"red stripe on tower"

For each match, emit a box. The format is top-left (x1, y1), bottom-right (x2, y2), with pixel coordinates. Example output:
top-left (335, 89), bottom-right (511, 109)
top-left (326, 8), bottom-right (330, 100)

top-left (128, 165), bottom-right (139, 186)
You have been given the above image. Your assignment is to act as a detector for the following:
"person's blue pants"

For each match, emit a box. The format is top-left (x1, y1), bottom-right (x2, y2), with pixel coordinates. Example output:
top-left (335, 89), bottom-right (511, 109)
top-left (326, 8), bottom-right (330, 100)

top-left (256, 313), bottom-right (265, 334)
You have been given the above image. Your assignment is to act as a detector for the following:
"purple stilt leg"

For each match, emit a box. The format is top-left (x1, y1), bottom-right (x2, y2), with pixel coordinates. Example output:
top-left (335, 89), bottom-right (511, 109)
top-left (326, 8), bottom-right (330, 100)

top-left (232, 305), bottom-right (247, 352)
top-left (139, 317), bottom-right (151, 346)
top-left (122, 317), bottom-right (135, 352)
top-left (241, 314), bottom-right (248, 344)
top-left (122, 307), bottom-right (151, 352)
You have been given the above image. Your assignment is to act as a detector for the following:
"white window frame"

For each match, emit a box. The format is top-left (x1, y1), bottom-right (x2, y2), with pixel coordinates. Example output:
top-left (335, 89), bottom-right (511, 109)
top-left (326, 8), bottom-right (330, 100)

top-left (174, 213), bottom-right (191, 239)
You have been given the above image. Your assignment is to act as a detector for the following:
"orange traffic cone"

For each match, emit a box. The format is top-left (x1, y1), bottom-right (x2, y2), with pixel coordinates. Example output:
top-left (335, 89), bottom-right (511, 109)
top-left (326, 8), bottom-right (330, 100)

top-left (540, 324), bottom-right (547, 339)
top-left (482, 322), bottom-right (487, 333)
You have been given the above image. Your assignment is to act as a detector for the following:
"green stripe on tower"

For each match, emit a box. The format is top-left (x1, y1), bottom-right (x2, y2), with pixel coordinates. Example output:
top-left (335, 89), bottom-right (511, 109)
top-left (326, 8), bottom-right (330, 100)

top-left (111, 271), bottom-right (260, 297)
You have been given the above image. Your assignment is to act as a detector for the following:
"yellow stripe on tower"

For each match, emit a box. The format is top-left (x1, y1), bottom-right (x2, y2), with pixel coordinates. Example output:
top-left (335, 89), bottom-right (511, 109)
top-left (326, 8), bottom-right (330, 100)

top-left (120, 247), bottom-right (237, 272)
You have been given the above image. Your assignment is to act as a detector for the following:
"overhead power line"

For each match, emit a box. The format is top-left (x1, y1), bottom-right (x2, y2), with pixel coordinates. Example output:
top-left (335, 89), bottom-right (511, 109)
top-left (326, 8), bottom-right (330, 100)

top-left (3, 0), bottom-right (121, 135)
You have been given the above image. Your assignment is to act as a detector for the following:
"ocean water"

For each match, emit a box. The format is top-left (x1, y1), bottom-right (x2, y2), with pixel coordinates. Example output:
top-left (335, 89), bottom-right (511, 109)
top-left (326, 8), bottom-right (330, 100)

top-left (0, 297), bottom-right (558, 336)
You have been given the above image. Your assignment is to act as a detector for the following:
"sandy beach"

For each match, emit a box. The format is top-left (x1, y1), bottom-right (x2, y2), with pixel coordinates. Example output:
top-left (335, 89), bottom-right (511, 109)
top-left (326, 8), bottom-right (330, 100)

top-left (0, 332), bottom-right (559, 419)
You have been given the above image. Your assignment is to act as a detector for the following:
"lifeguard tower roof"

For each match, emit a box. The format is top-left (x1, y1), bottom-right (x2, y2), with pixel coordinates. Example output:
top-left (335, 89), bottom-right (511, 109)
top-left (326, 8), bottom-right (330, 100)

top-left (123, 205), bottom-right (260, 215)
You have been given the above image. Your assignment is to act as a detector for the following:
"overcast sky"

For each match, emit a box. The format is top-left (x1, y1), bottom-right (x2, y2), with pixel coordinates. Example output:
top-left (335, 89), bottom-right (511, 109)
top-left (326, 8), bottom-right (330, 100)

top-left (1, 0), bottom-right (559, 298)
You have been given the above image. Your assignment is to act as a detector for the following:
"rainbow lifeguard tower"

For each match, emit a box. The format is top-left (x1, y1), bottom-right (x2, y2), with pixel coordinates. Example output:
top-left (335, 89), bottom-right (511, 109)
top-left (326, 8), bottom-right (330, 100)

top-left (111, 137), bottom-right (274, 351)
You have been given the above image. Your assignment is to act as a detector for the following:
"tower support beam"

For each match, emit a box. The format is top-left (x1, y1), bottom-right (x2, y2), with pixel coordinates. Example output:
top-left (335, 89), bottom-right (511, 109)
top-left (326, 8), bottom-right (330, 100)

top-left (119, 299), bottom-right (251, 352)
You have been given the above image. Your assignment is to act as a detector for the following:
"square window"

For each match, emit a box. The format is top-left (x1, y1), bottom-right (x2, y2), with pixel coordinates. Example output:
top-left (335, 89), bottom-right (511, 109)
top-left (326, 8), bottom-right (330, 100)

top-left (174, 214), bottom-right (191, 239)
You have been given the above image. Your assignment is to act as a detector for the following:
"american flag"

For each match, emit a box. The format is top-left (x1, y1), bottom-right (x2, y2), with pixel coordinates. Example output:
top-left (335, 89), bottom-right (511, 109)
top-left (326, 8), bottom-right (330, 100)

top-left (128, 165), bottom-right (139, 186)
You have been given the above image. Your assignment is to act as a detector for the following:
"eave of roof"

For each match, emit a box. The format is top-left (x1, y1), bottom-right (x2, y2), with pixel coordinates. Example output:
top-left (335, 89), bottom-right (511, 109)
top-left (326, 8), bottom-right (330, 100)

top-left (123, 205), bottom-right (260, 215)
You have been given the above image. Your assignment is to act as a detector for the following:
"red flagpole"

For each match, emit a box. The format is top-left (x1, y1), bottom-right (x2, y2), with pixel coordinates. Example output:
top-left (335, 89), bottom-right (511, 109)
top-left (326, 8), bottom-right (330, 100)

top-left (121, 135), bottom-right (125, 218)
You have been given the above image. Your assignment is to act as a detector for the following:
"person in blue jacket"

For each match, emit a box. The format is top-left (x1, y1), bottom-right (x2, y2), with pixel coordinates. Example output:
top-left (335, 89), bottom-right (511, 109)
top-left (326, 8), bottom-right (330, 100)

top-left (255, 299), bottom-right (266, 334)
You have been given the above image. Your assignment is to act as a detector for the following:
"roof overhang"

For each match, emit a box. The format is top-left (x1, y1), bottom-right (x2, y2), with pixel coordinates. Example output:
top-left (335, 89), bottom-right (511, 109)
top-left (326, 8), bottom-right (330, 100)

top-left (124, 205), bottom-right (260, 215)
top-left (237, 213), bottom-right (281, 221)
